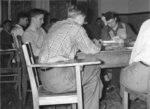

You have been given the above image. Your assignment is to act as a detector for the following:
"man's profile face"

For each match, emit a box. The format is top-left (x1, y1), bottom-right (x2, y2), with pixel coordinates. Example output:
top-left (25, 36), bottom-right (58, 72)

top-left (22, 17), bottom-right (29, 27)
top-left (4, 22), bottom-right (11, 32)
top-left (96, 19), bottom-right (101, 26)
top-left (76, 15), bottom-right (85, 25)
top-left (107, 18), bottom-right (117, 28)
top-left (34, 14), bottom-right (44, 28)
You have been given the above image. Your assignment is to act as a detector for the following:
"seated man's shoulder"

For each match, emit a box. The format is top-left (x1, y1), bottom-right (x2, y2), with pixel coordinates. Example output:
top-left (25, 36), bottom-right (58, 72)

top-left (66, 19), bottom-right (82, 28)
top-left (11, 26), bottom-right (23, 33)
top-left (22, 28), bottom-right (33, 41)
top-left (142, 19), bottom-right (150, 26)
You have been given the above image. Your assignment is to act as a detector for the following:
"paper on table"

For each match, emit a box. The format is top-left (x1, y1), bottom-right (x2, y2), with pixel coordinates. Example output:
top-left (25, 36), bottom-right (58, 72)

top-left (102, 40), bottom-right (116, 44)
top-left (126, 47), bottom-right (133, 50)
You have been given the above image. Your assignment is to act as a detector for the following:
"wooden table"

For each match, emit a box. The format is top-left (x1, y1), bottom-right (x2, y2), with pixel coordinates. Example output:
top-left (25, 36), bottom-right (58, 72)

top-left (96, 49), bottom-right (132, 68)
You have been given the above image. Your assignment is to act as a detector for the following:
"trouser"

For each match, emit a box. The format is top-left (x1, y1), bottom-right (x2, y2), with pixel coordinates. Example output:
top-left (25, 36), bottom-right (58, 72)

top-left (40, 63), bottom-right (103, 109)
top-left (120, 62), bottom-right (149, 93)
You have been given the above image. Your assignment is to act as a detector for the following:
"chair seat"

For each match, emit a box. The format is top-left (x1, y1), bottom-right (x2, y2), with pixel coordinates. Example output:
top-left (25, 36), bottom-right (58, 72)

top-left (38, 86), bottom-right (78, 105)
top-left (125, 87), bottom-right (147, 101)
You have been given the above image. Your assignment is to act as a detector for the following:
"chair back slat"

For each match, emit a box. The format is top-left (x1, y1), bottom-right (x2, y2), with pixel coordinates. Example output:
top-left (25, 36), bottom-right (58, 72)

top-left (12, 35), bottom-right (24, 68)
top-left (25, 43), bottom-right (40, 86)
top-left (147, 68), bottom-right (150, 109)
top-left (22, 43), bottom-right (39, 97)
top-left (22, 42), bottom-right (40, 88)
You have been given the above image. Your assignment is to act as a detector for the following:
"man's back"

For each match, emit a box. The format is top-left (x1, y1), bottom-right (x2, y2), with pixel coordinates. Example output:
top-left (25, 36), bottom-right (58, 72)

top-left (39, 19), bottom-right (100, 63)
top-left (39, 19), bottom-right (82, 63)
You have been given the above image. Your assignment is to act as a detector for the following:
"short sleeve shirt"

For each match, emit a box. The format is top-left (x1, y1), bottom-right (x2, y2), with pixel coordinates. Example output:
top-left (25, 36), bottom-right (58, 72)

top-left (39, 18), bottom-right (100, 63)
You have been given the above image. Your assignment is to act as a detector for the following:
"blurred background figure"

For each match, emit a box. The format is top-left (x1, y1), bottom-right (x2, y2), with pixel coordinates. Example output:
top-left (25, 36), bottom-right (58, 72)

top-left (84, 17), bottom-right (104, 40)
top-left (42, 12), bottom-right (51, 33)
top-left (42, 10), bottom-right (59, 33)
top-left (0, 20), bottom-right (13, 67)
top-left (0, 20), bottom-right (13, 49)
top-left (50, 18), bottom-right (58, 26)
top-left (11, 11), bottom-right (29, 37)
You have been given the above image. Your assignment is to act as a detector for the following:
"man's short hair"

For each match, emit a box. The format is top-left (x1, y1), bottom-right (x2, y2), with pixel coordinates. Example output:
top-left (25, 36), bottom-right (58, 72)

top-left (102, 11), bottom-right (116, 21)
top-left (17, 12), bottom-right (29, 22)
top-left (29, 8), bottom-right (45, 19)
top-left (50, 18), bottom-right (58, 24)
top-left (2, 20), bottom-right (11, 27)
top-left (67, 5), bottom-right (86, 18)
top-left (96, 17), bottom-right (101, 22)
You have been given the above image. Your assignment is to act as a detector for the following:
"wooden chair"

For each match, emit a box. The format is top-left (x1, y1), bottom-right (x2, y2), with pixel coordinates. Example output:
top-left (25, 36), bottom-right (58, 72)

top-left (14, 35), bottom-right (29, 107)
top-left (22, 42), bottom-right (101, 109)
top-left (121, 66), bottom-right (150, 109)
top-left (0, 48), bottom-right (22, 99)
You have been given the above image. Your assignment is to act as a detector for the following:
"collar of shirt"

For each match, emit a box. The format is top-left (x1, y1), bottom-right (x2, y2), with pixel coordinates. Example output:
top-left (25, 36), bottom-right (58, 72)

top-left (108, 22), bottom-right (123, 31)
top-left (15, 24), bottom-right (24, 30)
top-left (108, 22), bottom-right (124, 35)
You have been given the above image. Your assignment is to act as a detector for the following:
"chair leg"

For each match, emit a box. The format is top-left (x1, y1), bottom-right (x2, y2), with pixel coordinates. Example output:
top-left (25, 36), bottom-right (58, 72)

top-left (147, 94), bottom-right (150, 109)
top-left (16, 71), bottom-right (22, 100)
top-left (122, 87), bottom-right (128, 109)
top-left (14, 75), bottom-right (22, 100)
top-left (72, 104), bottom-right (76, 109)
top-left (18, 78), bottom-right (22, 100)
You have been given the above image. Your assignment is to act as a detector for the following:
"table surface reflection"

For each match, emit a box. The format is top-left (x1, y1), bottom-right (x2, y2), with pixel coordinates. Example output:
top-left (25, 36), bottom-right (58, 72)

top-left (96, 47), bottom-right (132, 68)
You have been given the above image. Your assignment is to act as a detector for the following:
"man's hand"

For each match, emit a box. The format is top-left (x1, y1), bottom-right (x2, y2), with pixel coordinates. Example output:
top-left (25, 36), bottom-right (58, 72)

top-left (76, 52), bottom-right (101, 61)
top-left (76, 52), bottom-right (87, 59)
top-left (93, 38), bottom-right (102, 48)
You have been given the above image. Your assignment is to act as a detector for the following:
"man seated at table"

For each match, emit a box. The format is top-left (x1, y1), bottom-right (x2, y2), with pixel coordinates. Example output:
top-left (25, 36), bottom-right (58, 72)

top-left (22, 8), bottom-right (46, 57)
top-left (101, 11), bottom-right (136, 46)
top-left (0, 20), bottom-right (14, 67)
top-left (38, 5), bottom-right (103, 109)
top-left (120, 19), bottom-right (150, 99)
top-left (0, 20), bottom-right (13, 49)
top-left (11, 11), bottom-right (29, 38)
top-left (99, 12), bottom-right (137, 92)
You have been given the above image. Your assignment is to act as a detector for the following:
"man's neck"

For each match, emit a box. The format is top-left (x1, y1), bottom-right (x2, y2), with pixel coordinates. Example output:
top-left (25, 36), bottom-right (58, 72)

top-left (112, 23), bottom-right (118, 31)
top-left (29, 24), bottom-right (39, 32)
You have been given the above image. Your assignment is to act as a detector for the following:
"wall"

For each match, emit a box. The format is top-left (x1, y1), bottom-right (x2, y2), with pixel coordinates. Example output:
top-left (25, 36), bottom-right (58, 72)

top-left (0, 0), bottom-right (1, 25)
top-left (99, 0), bottom-right (128, 15)
top-left (31, 0), bottom-right (49, 12)
top-left (98, 0), bottom-right (150, 15)
top-left (98, 0), bottom-right (150, 34)
top-left (128, 0), bottom-right (149, 13)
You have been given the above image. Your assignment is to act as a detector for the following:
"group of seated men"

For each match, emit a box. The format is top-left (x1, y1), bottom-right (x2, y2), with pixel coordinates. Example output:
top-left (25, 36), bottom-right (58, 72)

top-left (1, 4), bottom-right (149, 109)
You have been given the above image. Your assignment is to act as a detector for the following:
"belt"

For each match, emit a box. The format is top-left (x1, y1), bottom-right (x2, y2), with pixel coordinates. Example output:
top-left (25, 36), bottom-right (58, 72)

top-left (140, 61), bottom-right (149, 67)
top-left (41, 67), bottom-right (53, 71)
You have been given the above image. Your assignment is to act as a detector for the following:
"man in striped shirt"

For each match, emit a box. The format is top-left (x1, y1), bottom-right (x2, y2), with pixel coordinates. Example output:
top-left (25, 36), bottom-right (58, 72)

top-left (39, 5), bottom-right (103, 109)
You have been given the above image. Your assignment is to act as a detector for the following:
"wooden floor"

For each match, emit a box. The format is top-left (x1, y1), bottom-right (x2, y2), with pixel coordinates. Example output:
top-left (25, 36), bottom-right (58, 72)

top-left (1, 83), bottom-right (146, 109)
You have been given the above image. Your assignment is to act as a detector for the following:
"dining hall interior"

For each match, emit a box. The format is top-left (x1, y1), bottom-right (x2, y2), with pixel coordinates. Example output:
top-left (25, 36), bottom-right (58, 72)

top-left (0, 0), bottom-right (150, 109)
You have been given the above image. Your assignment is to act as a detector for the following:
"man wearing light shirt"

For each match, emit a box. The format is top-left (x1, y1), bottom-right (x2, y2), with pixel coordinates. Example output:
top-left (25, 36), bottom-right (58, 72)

top-left (22, 9), bottom-right (46, 57)
top-left (39, 5), bottom-right (103, 109)
top-left (11, 12), bottom-right (29, 37)
top-left (120, 19), bottom-right (150, 94)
